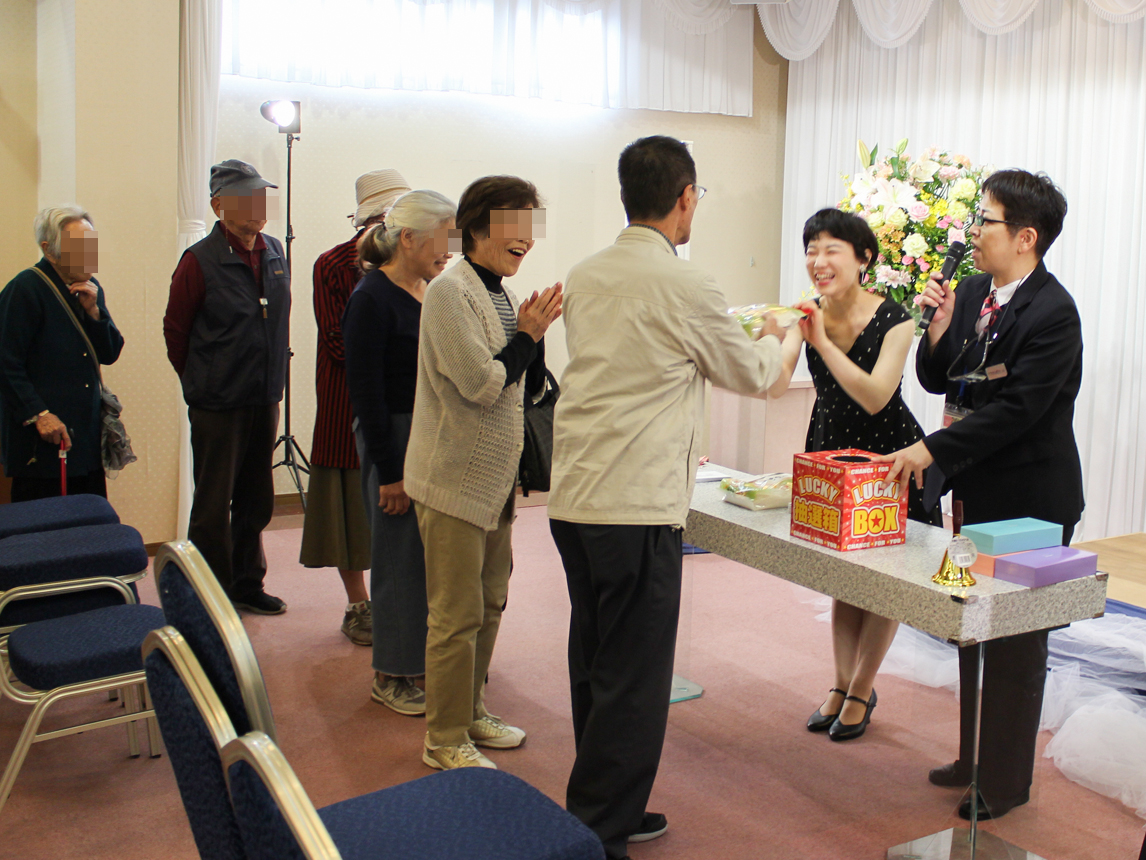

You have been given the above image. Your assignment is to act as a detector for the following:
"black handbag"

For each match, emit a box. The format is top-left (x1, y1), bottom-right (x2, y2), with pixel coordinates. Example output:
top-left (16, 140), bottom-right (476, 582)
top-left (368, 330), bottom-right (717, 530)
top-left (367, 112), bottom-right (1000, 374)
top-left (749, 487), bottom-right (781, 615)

top-left (519, 369), bottom-right (559, 495)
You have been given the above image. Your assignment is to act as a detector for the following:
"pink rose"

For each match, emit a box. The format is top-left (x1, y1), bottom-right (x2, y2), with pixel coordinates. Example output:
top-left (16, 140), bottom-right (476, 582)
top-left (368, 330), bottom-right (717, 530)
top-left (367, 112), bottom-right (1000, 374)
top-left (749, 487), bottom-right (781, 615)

top-left (902, 255), bottom-right (914, 265)
top-left (919, 261), bottom-right (931, 272)
top-left (908, 202), bottom-right (930, 221)
top-left (937, 217), bottom-right (950, 228)
top-left (938, 166), bottom-right (960, 181)
top-left (948, 227), bottom-right (966, 244)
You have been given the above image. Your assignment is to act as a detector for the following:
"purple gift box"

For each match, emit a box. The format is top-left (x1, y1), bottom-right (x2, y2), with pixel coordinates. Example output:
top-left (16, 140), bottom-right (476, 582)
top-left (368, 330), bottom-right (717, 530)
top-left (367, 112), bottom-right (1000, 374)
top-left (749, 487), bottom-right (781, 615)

top-left (993, 546), bottom-right (1099, 588)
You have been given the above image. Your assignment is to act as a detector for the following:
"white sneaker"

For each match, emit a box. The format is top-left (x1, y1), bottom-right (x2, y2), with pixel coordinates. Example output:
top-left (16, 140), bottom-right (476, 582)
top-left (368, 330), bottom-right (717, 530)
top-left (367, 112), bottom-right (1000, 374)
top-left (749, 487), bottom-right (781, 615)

top-left (469, 714), bottom-right (526, 749)
top-left (423, 742), bottom-right (497, 770)
top-left (371, 677), bottom-right (425, 716)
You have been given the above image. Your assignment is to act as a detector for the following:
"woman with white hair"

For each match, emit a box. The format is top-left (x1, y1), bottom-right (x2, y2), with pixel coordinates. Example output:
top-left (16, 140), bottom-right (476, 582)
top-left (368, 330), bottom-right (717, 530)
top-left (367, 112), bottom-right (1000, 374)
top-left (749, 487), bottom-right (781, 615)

top-left (342, 190), bottom-right (458, 715)
top-left (0, 206), bottom-right (124, 501)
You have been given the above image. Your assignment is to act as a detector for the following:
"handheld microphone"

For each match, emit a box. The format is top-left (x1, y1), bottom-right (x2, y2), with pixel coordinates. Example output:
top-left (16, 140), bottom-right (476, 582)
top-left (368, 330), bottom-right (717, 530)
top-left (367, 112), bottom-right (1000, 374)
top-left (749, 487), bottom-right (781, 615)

top-left (919, 240), bottom-right (967, 331)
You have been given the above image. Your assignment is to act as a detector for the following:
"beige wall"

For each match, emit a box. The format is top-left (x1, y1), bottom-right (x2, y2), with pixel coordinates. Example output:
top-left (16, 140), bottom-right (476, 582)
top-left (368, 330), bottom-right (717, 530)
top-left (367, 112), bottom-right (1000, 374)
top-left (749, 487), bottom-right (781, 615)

top-left (0, 1), bottom-right (38, 279)
top-left (71, 0), bottom-right (181, 542)
top-left (215, 23), bottom-right (788, 493)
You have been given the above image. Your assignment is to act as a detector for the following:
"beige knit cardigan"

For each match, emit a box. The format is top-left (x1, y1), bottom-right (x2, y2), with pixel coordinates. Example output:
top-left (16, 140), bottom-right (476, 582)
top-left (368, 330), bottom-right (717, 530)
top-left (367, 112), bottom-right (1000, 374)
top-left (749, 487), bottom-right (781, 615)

top-left (404, 259), bottom-right (525, 530)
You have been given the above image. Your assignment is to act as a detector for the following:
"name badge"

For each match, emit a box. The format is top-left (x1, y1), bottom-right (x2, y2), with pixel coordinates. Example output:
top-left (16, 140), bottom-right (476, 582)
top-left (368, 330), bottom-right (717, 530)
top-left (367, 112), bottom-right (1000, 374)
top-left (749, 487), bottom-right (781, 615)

top-left (943, 404), bottom-right (974, 427)
top-left (985, 363), bottom-right (1007, 380)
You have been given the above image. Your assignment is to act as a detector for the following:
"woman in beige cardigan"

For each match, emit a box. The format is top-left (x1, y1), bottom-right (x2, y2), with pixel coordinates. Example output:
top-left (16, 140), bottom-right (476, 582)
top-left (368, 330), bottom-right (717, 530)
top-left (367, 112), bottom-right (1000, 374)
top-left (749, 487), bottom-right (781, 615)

top-left (404, 175), bottom-right (562, 770)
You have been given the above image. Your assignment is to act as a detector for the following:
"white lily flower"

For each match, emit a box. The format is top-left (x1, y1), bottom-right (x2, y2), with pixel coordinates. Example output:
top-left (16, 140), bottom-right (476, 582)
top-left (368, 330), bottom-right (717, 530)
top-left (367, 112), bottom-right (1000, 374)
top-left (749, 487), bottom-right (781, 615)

top-left (870, 178), bottom-right (918, 211)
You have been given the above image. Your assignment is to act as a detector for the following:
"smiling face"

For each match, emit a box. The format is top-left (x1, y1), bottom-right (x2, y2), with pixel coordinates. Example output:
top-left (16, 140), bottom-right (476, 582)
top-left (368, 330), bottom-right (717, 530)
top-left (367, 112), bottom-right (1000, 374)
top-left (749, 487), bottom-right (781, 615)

top-left (805, 231), bottom-right (870, 297)
top-left (404, 218), bottom-right (459, 282)
top-left (468, 207), bottom-right (538, 277)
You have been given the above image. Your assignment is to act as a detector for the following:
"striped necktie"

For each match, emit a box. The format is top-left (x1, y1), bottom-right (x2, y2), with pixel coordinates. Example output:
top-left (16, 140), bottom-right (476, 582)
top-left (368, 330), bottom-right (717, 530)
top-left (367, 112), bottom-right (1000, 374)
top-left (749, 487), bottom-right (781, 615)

top-left (975, 288), bottom-right (999, 339)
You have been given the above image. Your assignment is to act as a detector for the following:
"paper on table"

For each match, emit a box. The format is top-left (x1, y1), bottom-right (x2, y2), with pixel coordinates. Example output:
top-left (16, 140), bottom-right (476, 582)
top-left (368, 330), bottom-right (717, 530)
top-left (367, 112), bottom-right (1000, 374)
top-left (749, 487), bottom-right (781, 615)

top-left (696, 464), bottom-right (731, 483)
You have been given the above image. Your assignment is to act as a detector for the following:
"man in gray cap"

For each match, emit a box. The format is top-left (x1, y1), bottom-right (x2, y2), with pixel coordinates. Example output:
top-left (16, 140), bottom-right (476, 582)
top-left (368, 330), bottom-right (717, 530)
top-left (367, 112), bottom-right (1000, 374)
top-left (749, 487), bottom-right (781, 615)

top-left (163, 159), bottom-right (290, 615)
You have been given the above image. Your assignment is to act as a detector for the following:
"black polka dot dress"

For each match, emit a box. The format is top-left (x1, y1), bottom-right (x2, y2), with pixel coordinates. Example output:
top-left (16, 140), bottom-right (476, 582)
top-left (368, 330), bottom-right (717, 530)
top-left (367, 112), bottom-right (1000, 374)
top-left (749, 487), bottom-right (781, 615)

top-left (804, 299), bottom-right (939, 524)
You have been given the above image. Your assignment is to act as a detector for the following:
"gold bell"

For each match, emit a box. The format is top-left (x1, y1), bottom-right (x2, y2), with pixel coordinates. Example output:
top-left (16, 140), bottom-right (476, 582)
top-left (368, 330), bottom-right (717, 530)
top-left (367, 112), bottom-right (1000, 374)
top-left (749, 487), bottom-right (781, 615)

top-left (932, 549), bottom-right (976, 588)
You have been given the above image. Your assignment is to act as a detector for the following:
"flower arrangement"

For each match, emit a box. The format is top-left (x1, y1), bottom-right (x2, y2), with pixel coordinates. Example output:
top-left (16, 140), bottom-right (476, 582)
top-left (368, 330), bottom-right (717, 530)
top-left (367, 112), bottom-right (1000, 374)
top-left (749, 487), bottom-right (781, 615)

top-left (837, 139), bottom-right (991, 321)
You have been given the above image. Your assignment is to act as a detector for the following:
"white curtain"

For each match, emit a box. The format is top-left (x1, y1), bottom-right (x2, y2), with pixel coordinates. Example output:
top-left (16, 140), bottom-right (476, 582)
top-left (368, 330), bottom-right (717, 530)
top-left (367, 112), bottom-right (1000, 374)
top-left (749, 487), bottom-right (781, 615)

top-left (176, 0), bottom-right (223, 538)
top-left (759, 0), bottom-right (1146, 58)
top-left (778, 0), bottom-right (1146, 541)
top-left (221, 0), bottom-right (754, 116)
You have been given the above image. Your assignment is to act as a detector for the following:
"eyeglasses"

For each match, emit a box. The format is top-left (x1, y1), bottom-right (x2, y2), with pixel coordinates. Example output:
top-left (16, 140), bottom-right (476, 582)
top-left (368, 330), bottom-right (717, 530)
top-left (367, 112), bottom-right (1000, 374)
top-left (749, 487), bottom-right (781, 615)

top-left (679, 183), bottom-right (707, 201)
top-left (972, 211), bottom-right (1024, 228)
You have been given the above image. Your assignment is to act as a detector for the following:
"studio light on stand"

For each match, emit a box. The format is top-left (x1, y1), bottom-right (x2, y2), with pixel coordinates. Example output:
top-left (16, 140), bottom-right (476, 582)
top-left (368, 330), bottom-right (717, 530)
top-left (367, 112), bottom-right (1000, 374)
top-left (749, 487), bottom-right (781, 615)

top-left (260, 99), bottom-right (310, 510)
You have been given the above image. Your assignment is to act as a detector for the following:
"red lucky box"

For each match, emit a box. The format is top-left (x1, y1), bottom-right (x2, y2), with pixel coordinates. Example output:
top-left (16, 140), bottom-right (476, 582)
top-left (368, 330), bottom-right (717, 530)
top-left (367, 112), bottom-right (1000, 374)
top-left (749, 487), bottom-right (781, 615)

top-left (791, 449), bottom-right (907, 551)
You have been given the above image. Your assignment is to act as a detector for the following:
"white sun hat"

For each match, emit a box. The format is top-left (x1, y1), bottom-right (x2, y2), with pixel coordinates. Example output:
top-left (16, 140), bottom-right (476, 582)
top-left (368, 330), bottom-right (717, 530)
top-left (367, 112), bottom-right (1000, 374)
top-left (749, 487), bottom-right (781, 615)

top-left (351, 169), bottom-right (412, 227)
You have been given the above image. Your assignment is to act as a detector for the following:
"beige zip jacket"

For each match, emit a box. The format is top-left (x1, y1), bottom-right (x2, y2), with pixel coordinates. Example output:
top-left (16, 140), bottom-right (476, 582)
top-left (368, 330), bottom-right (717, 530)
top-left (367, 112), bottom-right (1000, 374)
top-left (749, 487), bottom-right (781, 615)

top-left (548, 226), bottom-right (782, 528)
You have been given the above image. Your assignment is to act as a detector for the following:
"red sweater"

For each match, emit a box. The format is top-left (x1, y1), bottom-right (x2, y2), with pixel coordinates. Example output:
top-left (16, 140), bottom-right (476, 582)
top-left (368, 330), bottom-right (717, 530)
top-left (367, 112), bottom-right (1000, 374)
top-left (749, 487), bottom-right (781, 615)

top-left (309, 234), bottom-right (362, 469)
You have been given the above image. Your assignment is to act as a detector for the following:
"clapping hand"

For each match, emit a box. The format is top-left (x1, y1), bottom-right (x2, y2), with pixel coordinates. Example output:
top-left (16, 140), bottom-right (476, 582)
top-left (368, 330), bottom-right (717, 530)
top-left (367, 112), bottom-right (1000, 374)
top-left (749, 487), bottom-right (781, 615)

top-left (517, 282), bottom-right (563, 342)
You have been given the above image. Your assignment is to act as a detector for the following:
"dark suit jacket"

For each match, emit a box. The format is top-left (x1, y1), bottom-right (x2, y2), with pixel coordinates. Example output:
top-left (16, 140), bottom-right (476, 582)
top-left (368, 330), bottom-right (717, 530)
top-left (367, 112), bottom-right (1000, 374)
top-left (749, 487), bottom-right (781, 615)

top-left (917, 260), bottom-right (1083, 528)
top-left (0, 259), bottom-right (124, 478)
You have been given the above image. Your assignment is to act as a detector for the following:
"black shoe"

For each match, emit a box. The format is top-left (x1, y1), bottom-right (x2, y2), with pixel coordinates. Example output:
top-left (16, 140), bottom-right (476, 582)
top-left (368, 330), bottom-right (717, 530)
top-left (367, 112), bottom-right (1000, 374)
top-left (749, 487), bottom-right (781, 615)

top-left (929, 761), bottom-right (972, 787)
top-left (828, 689), bottom-right (877, 741)
top-left (233, 592), bottom-right (287, 615)
top-left (627, 812), bottom-right (667, 843)
top-left (958, 788), bottom-right (1030, 820)
top-left (807, 688), bottom-right (847, 732)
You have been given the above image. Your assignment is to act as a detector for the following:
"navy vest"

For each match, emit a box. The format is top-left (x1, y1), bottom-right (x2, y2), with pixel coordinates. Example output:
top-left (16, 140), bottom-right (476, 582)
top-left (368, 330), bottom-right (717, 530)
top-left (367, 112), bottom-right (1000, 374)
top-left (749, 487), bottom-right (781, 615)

top-left (181, 223), bottom-right (291, 410)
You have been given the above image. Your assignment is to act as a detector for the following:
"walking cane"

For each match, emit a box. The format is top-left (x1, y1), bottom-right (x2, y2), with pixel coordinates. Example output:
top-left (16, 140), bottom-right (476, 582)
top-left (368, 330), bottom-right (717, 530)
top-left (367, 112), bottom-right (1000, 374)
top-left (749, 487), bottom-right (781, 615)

top-left (59, 440), bottom-right (67, 496)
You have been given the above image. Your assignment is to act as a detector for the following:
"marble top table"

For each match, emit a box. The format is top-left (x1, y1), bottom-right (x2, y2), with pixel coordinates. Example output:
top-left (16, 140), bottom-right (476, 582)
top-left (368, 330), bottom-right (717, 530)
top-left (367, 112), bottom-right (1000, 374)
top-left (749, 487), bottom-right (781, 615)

top-left (684, 468), bottom-right (1107, 645)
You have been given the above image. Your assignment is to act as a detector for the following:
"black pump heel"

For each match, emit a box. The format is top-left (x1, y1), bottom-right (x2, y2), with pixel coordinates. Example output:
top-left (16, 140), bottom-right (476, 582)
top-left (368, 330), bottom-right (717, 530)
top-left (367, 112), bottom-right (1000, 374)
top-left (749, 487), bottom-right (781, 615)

top-left (828, 689), bottom-right (877, 741)
top-left (807, 687), bottom-right (847, 732)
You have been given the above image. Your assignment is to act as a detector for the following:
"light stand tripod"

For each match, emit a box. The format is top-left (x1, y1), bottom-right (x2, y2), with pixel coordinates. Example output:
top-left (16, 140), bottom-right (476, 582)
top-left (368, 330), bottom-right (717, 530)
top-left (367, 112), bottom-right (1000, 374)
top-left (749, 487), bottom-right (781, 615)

top-left (262, 101), bottom-right (310, 510)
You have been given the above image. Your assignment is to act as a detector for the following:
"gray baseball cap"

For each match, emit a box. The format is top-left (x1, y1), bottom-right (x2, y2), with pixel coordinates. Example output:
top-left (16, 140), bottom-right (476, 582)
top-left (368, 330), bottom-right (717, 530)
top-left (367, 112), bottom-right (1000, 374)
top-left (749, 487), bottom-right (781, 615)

top-left (210, 159), bottom-right (278, 197)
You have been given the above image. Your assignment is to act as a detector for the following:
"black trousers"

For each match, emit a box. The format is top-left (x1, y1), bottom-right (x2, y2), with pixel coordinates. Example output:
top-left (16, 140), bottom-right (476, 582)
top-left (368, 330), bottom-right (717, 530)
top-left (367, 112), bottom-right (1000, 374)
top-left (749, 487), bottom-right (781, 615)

top-left (11, 470), bottom-right (107, 502)
top-left (188, 404), bottom-right (278, 601)
top-left (953, 523), bottom-right (1075, 808)
top-left (550, 519), bottom-right (682, 860)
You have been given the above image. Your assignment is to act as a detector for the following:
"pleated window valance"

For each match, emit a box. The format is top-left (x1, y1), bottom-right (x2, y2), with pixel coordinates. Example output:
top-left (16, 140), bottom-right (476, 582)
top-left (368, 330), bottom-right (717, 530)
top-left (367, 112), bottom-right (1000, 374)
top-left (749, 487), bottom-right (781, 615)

top-left (758, 0), bottom-right (1146, 60)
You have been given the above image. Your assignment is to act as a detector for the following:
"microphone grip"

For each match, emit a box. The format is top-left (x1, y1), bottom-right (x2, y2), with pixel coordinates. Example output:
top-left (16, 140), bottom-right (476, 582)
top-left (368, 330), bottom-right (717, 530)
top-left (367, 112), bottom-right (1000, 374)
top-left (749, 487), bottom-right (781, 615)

top-left (918, 241), bottom-right (967, 332)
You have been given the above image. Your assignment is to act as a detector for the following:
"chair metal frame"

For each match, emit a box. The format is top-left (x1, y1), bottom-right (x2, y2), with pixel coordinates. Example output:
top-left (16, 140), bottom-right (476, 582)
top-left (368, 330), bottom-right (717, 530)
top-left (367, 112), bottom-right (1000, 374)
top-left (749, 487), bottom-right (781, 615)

top-left (221, 732), bottom-right (343, 860)
top-left (0, 576), bottom-right (161, 814)
top-left (154, 541), bottom-right (277, 740)
top-left (0, 567), bottom-right (147, 636)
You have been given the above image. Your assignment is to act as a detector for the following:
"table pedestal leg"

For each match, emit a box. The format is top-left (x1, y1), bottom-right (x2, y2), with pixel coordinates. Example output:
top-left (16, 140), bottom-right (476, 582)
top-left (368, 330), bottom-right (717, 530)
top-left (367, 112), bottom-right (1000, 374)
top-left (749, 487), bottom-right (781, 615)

top-left (887, 642), bottom-right (1045, 860)
top-left (671, 550), bottom-right (703, 704)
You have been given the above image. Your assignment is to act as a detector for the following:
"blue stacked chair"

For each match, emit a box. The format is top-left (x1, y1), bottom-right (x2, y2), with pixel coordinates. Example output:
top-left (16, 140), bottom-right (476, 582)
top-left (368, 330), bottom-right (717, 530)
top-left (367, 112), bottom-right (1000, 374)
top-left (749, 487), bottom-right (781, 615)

top-left (141, 589), bottom-right (604, 860)
top-left (152, 541), bottom-right (604, 860)
top-left (0, 523), bottom-right (149, 633)
top-left (0, 494), bottom-right (119, 541)
top-left (223, 734), bottom-right (607, 860)
top-left (0, 575), bottom-right (165, 814)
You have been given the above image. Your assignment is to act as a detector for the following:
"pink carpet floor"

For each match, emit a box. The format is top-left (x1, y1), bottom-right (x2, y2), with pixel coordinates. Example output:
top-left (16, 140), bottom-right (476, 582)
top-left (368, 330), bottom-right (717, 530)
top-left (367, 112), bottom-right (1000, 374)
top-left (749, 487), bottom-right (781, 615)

top-left (1, 505), bottom-right (1142, 858)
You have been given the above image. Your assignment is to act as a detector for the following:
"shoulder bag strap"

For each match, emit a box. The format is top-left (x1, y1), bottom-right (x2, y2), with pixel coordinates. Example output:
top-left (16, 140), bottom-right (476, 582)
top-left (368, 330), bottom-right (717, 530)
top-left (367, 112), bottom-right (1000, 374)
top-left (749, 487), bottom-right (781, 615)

top-left (25, 267), bottom-right (104, 383)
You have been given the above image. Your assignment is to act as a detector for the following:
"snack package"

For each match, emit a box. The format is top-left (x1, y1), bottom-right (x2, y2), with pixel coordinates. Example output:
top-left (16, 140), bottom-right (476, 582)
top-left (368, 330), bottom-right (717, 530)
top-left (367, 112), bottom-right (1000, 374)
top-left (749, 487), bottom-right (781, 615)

top-left (720, 473), bottom-right (793, 511)
top-left (729, 304), bottom-right (807, 338)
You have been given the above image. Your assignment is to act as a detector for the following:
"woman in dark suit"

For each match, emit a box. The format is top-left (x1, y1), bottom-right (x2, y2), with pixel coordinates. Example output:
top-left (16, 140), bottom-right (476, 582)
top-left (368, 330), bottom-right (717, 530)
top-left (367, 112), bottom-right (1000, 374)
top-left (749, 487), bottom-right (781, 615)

top-left (0, 207), bottom-right (124, 501)
top-left (881, 170), bottom-right (1080, 821)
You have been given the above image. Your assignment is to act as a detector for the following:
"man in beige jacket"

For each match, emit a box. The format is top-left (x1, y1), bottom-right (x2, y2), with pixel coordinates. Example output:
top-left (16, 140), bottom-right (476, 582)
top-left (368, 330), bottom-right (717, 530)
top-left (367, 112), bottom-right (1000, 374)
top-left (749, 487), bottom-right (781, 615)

top-left (548, 136), bottom-right (784, 859)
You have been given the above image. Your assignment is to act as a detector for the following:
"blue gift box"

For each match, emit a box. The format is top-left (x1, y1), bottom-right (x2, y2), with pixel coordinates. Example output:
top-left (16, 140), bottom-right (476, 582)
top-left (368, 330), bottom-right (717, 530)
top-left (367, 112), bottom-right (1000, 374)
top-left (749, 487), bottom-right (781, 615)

top-left (961, 518), bottom-right (1063, 557)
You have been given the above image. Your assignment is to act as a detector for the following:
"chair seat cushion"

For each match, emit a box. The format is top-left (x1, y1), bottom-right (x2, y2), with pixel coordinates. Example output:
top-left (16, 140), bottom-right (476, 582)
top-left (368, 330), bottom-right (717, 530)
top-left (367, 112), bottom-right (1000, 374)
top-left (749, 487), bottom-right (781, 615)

top-left (8, 603), bottom-right (166, 690)
top-left (317, 768), bottom-right (604, 860)
top-left (0, 523), bottom-right (147, 589)
top-left (0, 495), bottom-right (119, 541)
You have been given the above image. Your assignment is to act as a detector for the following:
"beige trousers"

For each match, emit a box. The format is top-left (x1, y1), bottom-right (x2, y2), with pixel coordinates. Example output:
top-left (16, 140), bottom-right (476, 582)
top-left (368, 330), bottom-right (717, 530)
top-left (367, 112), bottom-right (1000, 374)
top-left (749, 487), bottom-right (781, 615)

top-left (416, 493), bottom-right (515, 747)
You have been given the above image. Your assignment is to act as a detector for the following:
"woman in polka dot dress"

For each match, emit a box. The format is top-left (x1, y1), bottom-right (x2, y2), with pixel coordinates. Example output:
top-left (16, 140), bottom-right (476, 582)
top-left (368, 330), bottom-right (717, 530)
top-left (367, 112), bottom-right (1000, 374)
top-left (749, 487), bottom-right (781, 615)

top-left (769, 208), bottom-right (941, 741)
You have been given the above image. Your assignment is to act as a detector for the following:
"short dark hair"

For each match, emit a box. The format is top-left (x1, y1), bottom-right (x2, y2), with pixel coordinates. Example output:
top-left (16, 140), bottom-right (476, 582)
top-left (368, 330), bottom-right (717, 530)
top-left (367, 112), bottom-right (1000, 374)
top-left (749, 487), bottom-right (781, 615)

top-left (618, 136), bottom-right (697, 222)
top-left (456, 175), bottom-right (541, 254)
top-left (803, 209), bottom-right (879, 271)
top-left (980, 169), bottom-right (1067, 258)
